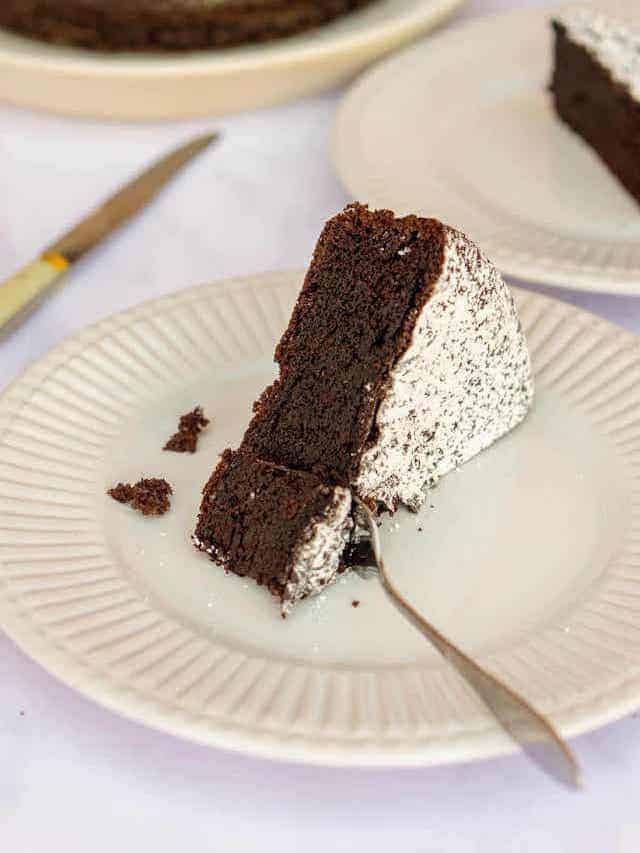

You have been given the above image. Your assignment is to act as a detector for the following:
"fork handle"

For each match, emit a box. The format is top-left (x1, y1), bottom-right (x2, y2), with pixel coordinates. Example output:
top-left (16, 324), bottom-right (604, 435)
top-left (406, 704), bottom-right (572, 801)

top-left (377, 560), bottom-right (580, 789)
top-left (0, 252), bottom-right (69, 340)
top-left (352, 496), bottom-right (581, 789)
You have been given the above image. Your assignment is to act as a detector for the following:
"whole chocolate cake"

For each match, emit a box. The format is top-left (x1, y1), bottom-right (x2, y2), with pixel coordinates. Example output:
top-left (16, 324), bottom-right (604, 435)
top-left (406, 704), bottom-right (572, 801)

top-left (0, 0), bottom-right (373, 50)
top-left (551, 6), bottom-right (640, 206)
top-left (195, 204), bottom-right (534, 614)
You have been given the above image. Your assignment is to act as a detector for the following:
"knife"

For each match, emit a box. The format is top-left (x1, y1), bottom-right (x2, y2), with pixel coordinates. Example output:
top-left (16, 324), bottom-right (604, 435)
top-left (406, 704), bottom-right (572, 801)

top-left (0, 132), bottom-right (219, 340)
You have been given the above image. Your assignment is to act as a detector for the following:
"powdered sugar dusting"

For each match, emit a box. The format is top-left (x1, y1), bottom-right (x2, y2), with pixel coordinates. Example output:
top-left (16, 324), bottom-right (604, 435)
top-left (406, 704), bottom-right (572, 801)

top-left (281, 487), bottom-right (353, 616)
top-left (556, 6), bottom-right (640, 99)
top-left (355, 227), bottom-right (534, 511)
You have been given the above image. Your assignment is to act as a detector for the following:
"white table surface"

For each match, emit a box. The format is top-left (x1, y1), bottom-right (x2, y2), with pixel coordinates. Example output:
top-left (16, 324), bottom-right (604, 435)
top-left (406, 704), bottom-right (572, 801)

top-left (2, 1), bottom-right (640, 850)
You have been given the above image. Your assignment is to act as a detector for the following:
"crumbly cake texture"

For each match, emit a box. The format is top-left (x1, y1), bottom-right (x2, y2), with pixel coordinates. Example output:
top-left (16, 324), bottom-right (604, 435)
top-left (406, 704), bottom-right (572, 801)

top-left (551, 7), bottom-right (640, 205)
top-left (242, 203), bottom-right (533, 512)
top-left (0, 0), bottom-right (373, 51)
top-left (193, 450), bottom-right (352, 615)
top-left (164, 406), bottom-right (209, 453)
top-left (108, 478), bottom-right (173, 516)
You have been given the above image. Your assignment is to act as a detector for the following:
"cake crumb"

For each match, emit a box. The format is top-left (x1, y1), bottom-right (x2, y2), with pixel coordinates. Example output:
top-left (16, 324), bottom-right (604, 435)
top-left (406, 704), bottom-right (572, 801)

top-left (352, 600), bottom-right (360, 608)
top-left (417, 526), bottom-right (423, 532)
top-left (164, 406), bottom-right (209, 453)
top-left (19, 710), bottom-right (25, 717)
top-left (108, 478), bottom-right (173, 516)
top-left (108, 482), bottom-right (135, 504)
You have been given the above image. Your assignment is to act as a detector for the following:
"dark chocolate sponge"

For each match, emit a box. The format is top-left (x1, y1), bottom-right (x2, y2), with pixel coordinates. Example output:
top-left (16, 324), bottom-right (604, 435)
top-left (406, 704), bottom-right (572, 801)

top-left (241, 203), bottom-right (446, 485)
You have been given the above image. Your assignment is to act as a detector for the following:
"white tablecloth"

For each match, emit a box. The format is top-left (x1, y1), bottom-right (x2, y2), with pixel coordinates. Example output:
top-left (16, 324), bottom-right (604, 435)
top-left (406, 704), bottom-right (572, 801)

top-left (2, 1), bottom-right (640, 849)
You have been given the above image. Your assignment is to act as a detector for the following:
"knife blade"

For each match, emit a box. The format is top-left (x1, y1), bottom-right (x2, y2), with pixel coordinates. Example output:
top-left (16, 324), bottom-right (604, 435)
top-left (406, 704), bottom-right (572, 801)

top-left (0, 132), bottom-right (219, 339)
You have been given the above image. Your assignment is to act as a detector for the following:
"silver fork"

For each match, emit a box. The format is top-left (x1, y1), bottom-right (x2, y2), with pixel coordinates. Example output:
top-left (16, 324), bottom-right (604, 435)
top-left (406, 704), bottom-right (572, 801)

top-left (352, 498), bottom-right (581, 789)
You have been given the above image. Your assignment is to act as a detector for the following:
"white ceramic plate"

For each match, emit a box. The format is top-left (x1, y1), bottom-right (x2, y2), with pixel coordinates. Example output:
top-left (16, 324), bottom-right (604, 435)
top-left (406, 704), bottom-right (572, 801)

top-left (1, 271), bottom-right (640, 767)
top-left (332, 3), bottom-right (640, 294)
top-left (0, 0), bottom-right (465, 119)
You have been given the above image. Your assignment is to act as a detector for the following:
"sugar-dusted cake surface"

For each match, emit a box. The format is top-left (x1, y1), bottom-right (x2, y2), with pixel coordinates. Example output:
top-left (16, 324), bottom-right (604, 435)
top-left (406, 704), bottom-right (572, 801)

top-left (355, 226), bottom-right (533, 510)
top-left (554, 6), bottom-right (640, 99)
top-left (551, 7), bottom-right (640, 205)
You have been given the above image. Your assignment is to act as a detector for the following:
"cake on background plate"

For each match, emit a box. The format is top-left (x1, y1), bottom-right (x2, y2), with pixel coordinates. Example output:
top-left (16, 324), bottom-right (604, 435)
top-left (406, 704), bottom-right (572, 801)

top-left (0, 0), bottom-right (374, 50)
top-left (551, 5), bottom-right (640, 206)
top-left (195, 204), bottom-right (534, 614)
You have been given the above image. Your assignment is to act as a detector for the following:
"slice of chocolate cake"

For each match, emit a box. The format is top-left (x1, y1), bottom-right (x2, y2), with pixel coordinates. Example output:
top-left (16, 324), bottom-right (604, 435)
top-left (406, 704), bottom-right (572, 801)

top-left (242, 203), bottom-right (533, 511)
top-left (195, 204), bottom-right (533, 613)
top-left (194, 450), bottom-right (352, 616)
top-left (551, 7), bottom-right (640, 206)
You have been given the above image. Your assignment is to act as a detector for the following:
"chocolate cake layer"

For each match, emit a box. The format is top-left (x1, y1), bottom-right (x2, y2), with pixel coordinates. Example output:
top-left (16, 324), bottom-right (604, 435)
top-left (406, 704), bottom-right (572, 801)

top-left (0, 0), bottom-right (373, 50)
top-left (551, 9), bottom-right (640, 206)
top-left (241, 204), bottom-right (448, 486)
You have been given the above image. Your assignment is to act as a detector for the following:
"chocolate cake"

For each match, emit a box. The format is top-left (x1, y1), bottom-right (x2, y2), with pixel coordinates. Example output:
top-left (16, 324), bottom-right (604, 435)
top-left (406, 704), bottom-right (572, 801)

top-left (0, 0), bottom-right (373, 51)
top-left (242, 203), bottom-right (533, 511)
top-left (194, 450), bottom-right (352, 615)
top-left (164, 406), bottom-right (209, 453)
top-left (195, 204), bottom-right (534, 614)
top-left (108, 478), bottom-right (173, 516)
top-left (551, 7), bottom-right (640, 206)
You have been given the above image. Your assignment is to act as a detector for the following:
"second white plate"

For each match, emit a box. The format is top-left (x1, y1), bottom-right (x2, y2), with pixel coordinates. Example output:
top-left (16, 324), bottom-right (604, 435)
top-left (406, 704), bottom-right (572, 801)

top-left (1, 272), bottom-right (640, 767)
top-left (332, 3), bottom-right (640, 294)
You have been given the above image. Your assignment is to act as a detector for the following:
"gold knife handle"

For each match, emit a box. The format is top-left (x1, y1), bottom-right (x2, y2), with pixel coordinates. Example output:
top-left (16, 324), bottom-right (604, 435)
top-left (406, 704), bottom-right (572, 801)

top-left (0, 252), bottom-right (69, 340)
